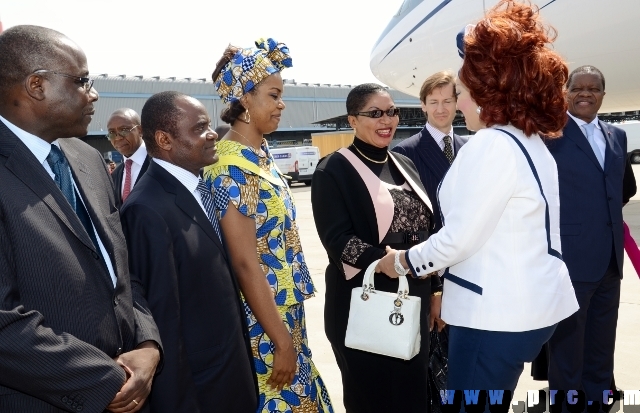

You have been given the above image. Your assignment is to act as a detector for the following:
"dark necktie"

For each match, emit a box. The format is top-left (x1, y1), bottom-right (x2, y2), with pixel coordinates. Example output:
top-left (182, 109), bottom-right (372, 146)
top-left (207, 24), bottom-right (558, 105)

top-left (196, 178), bottom-right (222, 241)
top-left (122, 159), bottom-right (133, 202)
top-left (46, 145), bottom-right (106, 266)
top-left (443, 135), bottom-right (454, 164)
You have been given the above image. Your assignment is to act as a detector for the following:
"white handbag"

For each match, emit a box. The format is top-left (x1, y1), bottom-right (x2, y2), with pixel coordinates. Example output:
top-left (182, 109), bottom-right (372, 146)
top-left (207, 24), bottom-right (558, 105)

top-left (344, 260), bottom-right (422, 360)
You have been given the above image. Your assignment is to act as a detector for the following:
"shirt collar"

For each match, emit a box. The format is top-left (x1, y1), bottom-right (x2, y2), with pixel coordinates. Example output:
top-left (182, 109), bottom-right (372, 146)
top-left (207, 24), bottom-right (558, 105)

top-left (567, 111), bottom-right (601, 130)
top-left (424, 121), bottom-right (454, 143)
top-left (153, 158), bottom-right (200, 193)
top-left (124, 142), bottom-right (148, 165)
top-left (0, 114), bottom-right (53, 164)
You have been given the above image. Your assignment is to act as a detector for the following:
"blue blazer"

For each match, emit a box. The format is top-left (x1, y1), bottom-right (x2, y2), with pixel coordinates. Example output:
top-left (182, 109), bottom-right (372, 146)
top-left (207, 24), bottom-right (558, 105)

top-left (546, 117), bottom-right (635, 282)
top-left (392, 126), bottom-right (467, 231)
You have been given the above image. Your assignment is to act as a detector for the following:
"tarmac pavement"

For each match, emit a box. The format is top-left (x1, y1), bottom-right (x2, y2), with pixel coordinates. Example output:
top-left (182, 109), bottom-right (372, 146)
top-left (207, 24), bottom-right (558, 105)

top-left (290, 164), bottom-right (640, 413)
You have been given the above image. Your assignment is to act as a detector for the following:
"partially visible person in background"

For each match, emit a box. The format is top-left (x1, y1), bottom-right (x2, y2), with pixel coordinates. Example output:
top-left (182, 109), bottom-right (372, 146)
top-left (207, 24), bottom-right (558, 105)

top-left (105, 158), bottom-right (117, 174)
top-left (392, 71), bottom-right (466, 233)
top-left (312, 83), bottom-right (440, 413)
top-left (214, 123), bottom-right (230, 140)
top-left (107, 108), bottom-right (150, 207)
top-left (205, 38), bottom-right (334, 413)
top-left (377, 0), bottom-right (579, 393)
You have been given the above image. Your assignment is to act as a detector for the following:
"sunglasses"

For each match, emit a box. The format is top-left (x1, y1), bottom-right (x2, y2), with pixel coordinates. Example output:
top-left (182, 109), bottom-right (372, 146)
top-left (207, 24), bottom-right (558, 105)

top-left (353, 108), bottom-right (400, 118)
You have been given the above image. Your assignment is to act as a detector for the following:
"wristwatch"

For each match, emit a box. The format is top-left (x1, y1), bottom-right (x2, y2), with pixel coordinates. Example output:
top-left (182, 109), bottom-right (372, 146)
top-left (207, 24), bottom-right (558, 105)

top-left (394, 251), bottom-right (409, 276)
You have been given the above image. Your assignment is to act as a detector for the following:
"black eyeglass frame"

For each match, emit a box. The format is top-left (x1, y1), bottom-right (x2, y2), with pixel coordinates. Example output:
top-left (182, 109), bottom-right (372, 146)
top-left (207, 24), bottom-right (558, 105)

top-left (106, 125), bottom-right (140, 141)
top-left (352, 108), bottom-right (401, 118)
top-left (32, 69), bottom-right (95, 92)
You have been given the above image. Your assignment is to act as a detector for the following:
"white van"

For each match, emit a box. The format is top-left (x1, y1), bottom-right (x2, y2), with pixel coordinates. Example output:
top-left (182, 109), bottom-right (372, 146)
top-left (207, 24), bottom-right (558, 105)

top-left (270, 146), bottom-right (320, 186)
top-left (614, 121), bottom-right (640, 163)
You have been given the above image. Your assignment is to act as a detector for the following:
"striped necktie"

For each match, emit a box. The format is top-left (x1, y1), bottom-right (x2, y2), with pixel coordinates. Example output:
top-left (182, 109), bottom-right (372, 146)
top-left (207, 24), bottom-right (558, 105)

top-left (196, 178), bottom-right (222, 241)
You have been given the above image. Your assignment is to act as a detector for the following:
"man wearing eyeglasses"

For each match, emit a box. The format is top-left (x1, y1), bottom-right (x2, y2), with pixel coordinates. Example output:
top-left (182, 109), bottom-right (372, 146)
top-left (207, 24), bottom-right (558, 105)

top-left (107, 108), bottom-right (151, 208)
top-left (0, 25), bottom-right (162, 413)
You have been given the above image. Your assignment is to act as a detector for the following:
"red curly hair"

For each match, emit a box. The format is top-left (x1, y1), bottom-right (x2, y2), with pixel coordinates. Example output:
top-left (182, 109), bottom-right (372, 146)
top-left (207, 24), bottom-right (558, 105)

top-left (459, 0), bottom-right (568, 138)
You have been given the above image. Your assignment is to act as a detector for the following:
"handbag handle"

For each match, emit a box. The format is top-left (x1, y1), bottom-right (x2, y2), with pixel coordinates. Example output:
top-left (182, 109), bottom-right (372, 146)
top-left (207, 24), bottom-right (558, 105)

top-left (362, 259), bottom-right (410, 297)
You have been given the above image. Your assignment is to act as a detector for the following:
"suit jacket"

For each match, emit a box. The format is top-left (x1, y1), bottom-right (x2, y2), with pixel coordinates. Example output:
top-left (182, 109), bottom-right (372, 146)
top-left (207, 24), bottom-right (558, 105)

top-left (0, 122), bottom-right (161, 412)
top-left (392, 126), bottom-right (467, 231)
top-left (119, 161), bottom-right (257, 413)
top-left (112, 155), bottom-right (150, 208)
top-left (547, 117), bottom-right (636, 282)
top-left (407, 125), bottom-right (579, 331)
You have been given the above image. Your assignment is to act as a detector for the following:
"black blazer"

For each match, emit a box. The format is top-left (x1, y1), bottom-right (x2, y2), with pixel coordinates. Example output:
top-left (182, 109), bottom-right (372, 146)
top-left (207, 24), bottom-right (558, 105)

top-left (392, 127), bottom-right (467, 232)
top-left (120, 161), bottom-right (257, 413)
top-left (0, 122), bottom-right (161, 412)
top-left (112, 154), bottom-right (151, 208)
top-left (547, 117), bottom-right (636, 282)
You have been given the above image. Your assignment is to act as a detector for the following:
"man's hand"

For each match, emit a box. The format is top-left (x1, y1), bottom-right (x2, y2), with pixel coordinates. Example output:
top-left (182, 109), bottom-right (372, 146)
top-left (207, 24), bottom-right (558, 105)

top-left (107, 341), bottom-right (160, 413)
top-left (429, 294), bottom-right (446, 332)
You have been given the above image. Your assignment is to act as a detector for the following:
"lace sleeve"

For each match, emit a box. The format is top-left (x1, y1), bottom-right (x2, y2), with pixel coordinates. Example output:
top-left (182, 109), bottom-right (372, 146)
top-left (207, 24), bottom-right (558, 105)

top-left (341, 236), bottom-right (373, 265)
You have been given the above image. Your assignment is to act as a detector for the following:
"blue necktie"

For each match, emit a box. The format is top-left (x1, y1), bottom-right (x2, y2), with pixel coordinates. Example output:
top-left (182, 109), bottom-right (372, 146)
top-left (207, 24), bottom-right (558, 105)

top-left (197, 178), bottom-right (222, 242)
top-left (46, 145), bottom-right (105, 265)
top-left (582, 123), bottom-right (604, 168)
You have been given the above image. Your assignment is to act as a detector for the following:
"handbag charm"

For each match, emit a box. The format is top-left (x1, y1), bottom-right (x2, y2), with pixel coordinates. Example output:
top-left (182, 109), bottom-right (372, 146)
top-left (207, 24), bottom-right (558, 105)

top-left (345, 260), bottom-right (422, 360)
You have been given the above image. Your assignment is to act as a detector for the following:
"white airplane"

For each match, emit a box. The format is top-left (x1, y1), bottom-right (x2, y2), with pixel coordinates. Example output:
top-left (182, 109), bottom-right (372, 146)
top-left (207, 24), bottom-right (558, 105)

top-left (370, 0), bottom-right (640, 113)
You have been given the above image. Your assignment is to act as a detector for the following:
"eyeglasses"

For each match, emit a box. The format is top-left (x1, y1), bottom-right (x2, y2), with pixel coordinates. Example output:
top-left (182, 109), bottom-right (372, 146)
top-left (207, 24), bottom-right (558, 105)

top-left (106, 125), bottom-right (139, 141)
top-left (33, 70), bottom-right (95, 92)
top-left (353, 108), bottom-right (400, 118)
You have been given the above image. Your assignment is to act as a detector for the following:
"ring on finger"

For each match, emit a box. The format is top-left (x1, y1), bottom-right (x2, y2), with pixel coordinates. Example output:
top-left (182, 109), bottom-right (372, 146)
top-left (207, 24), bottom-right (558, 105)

top-left (133, 400), bottom-right (139, 405)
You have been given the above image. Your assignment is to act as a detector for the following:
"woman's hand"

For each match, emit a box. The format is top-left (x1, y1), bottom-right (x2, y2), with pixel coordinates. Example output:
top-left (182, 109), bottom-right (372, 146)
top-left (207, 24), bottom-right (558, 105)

top-left (375, 246), bottom-right (404, 278)
top-left (429, 294), bottom-right (446, 332)
top-left (267, 335), bottom-right (298, 391)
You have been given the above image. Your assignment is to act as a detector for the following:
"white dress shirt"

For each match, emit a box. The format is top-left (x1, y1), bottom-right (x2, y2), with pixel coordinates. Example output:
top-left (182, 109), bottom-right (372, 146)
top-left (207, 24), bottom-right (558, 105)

top-left (153, 158), bottom-right (209, 216)
top-left (406, 124), bottom-right (578, 332)
top-left (0, 114), bottom-right (117, 286)
top-left (425, 121), bottom-right (455, 157)
top-left (121, 142), bottom-right (148, 197)
top-left (567, 112), bottom-right (606, 164)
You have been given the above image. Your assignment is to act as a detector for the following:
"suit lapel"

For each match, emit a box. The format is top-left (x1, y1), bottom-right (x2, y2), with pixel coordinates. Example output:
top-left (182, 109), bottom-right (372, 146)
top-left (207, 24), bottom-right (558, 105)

top-left (453, 133), bottom-right (466, 153)
top-left (599, 121), bottom-right (618, 172)
top-left (388, 152), bottom-right (433, 212)
top-left (564, 117), bottom-right (603, 171)
top-left (416, 127), bottom-right (450, 181)
top-left (135, 156), bottom-right (151, 184)
top-left (1, 129), bottom-right (96, 251)
top-left (150, 162), bottom-right (228, 259)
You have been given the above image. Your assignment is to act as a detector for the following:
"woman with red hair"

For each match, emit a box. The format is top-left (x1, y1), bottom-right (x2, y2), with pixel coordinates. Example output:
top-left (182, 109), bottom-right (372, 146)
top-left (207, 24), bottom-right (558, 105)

top-left (377, 0), bottom-right (579, 391)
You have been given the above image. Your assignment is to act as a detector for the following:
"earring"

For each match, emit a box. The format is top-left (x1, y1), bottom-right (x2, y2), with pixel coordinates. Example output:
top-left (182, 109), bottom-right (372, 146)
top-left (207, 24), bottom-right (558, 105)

top-left (239, 108), bottom-right (251, 124)
top-left (476, 107), bottom-right (482, 114)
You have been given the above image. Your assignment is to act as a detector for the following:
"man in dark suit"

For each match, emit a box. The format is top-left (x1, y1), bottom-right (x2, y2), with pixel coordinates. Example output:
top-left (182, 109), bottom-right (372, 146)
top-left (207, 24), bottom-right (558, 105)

top-left (547, 65), bottom-right (637, 408)
top-left (0, 25), bottom-right (161, 412)
top-left (107, 108), bottom-right (150, 208)
top-left (119, 91), bottom-right (257, 412)
top-left (392, 71), bottom-right (466, 232)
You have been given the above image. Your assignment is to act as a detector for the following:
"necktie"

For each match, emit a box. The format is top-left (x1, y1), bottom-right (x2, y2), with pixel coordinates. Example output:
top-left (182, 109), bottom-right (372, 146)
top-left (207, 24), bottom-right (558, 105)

top-left (582, 123), bottom-right (604, 168)
top-left (196, 178), bottom-right (222, 241)
top-left (443, 135), bottom-right (454, 164)
top-left (46, 146), bottom-right (106, 265)
top-left (122, 159), bottom-right (133, 202)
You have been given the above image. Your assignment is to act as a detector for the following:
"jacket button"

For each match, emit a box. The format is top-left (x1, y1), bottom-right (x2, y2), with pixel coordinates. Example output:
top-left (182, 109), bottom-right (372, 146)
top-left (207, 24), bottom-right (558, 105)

top-left (113, 297), bottom-right (118, 306)
top-left (115, 347), bottom-right (123, 356)
top-left (77, 407), bottom-right (83, 412)
top-left (62, 396), bottom-right (68, 403)
top-left (607, 222), bottom-right (612, 227)
top-left (422, 265), bottom-right (427, 270)
top-left (415, 267), bottom-right (420, 273)
top-left (608, 196), bottom-right (612, 201)
top-left (91, 251), bottom-right (99, 260)
top-left (429, 262), bottom-right (434, 267)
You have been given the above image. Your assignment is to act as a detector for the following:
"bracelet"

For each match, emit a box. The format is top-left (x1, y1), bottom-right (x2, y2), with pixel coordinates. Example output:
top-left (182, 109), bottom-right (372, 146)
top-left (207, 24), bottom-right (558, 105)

top-left (431, 291), bottom-right (443, 296)
top-left (394, 251), bottom-right (409, 276)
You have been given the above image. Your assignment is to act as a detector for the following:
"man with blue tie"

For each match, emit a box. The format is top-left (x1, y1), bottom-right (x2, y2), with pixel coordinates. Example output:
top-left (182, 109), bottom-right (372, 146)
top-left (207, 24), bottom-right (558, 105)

top-left (547, 65), bottom-right (636, 409)
top-left (392, 71), bottom-right (467, 232)
top-left (0, 25), bottom-right (161, 412)
top-left (119, 91), bottom-right (257, 412)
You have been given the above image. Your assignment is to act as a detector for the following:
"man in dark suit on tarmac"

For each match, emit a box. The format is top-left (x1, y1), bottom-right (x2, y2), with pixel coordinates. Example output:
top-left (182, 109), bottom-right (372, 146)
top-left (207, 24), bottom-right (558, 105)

top-left (547, 65), bottom-right (637, 409)
top-left (107, 108), bottom-right (151, 208)
top-left (392, 71), bottom-right (466, 232)
top-left (119, 91), bottom-right (257, 412)
top-left (0, 25), bottom-right (161, 412)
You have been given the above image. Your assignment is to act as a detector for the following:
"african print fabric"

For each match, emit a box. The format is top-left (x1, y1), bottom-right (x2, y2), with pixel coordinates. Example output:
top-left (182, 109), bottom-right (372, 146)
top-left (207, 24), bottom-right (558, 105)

top-left (203, 139), bottom-right (333, 413)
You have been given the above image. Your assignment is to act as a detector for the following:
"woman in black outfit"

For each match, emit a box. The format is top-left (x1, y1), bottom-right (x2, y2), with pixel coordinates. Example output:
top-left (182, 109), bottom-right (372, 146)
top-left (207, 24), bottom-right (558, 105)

top-left (311, 83), bottom-right (442, 413)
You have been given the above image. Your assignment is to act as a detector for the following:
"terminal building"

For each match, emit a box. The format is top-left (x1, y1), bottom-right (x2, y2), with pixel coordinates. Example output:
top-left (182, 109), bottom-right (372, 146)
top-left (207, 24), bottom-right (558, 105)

top-left (86, 74), bottom-right (639, 160)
